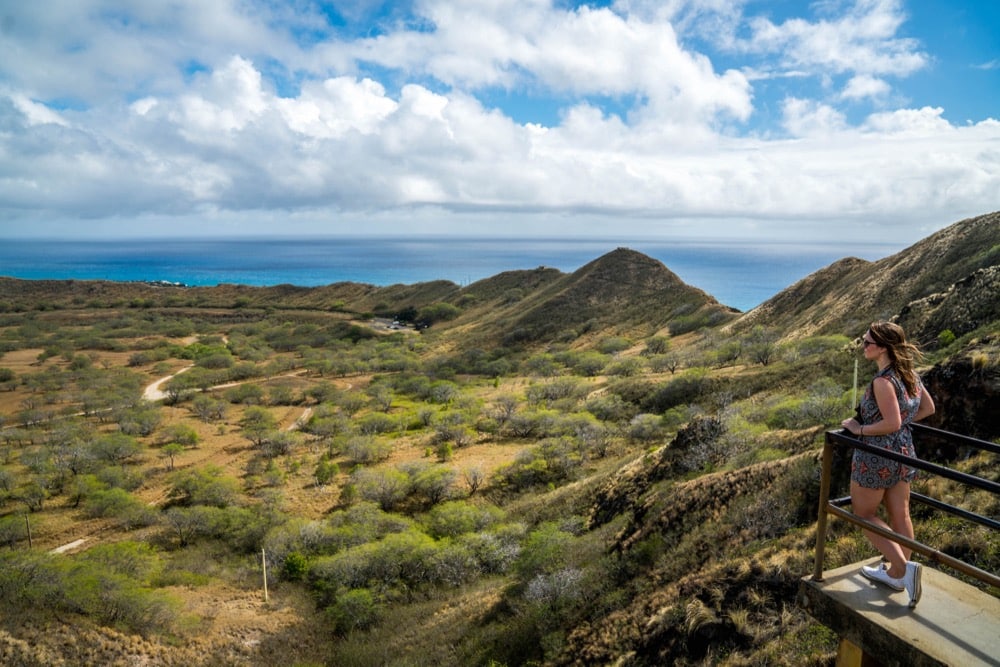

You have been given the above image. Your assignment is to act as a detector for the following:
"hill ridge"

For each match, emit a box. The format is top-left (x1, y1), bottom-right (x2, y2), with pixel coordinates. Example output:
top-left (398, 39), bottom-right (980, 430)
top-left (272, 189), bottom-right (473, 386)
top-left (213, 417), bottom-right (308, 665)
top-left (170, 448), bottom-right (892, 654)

top-left (731, 210), bottom-right (1000, 341)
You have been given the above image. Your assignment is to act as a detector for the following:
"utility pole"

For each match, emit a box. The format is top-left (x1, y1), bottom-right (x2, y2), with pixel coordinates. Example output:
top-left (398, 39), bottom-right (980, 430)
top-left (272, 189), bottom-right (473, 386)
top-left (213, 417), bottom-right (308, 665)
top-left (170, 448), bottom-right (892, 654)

top-left (262, 548), bottom-right (268, 602)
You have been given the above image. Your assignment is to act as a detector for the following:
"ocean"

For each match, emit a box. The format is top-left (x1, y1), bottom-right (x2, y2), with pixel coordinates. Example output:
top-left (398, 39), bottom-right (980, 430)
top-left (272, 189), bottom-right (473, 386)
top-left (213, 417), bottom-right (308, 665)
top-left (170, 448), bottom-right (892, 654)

top-left (0, 237), bottom-right (895, 312)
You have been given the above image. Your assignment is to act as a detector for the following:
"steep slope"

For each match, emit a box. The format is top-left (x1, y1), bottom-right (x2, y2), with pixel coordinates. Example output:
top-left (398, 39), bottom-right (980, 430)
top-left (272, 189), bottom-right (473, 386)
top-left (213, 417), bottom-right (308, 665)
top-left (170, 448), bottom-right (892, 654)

top-left (895, 265), bottom-right (1000, 344)
top-left (732, 211), bottom-right (1000, 341)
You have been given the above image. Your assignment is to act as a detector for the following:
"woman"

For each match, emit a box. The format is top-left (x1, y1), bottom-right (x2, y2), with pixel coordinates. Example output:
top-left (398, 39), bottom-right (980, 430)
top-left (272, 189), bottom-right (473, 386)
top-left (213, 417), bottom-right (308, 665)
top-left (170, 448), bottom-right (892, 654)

top-left (841, 321), bottom-right (935, 608)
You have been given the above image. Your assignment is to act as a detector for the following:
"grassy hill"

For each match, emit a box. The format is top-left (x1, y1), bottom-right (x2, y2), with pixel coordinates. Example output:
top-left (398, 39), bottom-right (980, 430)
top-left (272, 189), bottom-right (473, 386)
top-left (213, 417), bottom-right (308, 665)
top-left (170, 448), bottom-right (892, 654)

top-left (0, 212), bottom-right (997, 666)
top-left (730, 210), bottom-right (1000, 342)
top-left (436, 248), bottom-right (737, 351)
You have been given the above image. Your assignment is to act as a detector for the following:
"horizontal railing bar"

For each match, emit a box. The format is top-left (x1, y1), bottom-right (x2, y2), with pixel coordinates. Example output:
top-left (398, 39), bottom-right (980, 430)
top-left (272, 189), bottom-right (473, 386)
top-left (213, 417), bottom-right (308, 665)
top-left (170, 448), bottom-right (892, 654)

top-left (910, 492), bottom-right (1000, 531)
top-left (826, 430), bottom-right (1000, 495)
top-left (830, 493), bottom-right (1000, 530)
top-left (913, 423), bottom-right (1000, 455)
top-left (823, 503), bottom-right (1000, 590)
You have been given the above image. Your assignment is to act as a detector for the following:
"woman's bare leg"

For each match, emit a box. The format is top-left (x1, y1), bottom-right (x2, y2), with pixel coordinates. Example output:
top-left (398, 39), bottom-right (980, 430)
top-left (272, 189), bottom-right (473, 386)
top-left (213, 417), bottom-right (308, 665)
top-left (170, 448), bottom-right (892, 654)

top-left (851, 481), bottom-right (907, 577)
top-left (882, 481), bottom-right (914, 561)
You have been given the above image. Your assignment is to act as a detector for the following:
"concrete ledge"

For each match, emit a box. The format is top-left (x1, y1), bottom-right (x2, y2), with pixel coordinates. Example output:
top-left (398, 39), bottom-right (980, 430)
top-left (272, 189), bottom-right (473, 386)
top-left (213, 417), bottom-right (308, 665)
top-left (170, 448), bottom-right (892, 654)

top-left (799, 558), bottom-right (1000, 667)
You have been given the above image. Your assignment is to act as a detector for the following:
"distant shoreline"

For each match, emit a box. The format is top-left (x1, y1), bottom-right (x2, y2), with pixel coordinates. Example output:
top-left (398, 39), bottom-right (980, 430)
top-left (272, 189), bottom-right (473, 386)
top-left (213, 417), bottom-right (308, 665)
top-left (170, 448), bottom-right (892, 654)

top-left (0, 237), bottom-right (898, 312)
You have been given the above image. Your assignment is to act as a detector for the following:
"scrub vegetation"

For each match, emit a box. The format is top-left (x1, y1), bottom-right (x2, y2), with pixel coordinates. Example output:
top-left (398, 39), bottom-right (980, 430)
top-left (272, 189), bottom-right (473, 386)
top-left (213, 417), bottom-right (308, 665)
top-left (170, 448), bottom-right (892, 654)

top-left (1, 213), bottom-right (998, 666)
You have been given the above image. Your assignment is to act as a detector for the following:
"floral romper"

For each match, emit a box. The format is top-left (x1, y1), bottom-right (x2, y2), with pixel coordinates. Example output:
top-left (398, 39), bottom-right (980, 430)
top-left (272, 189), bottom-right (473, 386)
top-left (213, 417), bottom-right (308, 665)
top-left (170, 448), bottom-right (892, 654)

top-left (851, 366), bottom-right (924, 489)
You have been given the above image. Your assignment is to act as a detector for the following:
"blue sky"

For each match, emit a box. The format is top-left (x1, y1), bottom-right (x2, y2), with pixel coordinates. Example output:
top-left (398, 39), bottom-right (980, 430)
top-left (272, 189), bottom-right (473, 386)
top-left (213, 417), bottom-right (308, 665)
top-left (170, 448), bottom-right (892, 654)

top-left (0, 0), bottom-right (997, 246)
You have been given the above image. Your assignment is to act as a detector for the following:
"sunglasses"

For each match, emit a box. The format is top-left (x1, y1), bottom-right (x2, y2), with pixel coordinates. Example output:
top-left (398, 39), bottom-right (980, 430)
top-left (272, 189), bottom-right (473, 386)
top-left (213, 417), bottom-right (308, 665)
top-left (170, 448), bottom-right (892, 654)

top-left (861, 339), bottom-right (877, 348)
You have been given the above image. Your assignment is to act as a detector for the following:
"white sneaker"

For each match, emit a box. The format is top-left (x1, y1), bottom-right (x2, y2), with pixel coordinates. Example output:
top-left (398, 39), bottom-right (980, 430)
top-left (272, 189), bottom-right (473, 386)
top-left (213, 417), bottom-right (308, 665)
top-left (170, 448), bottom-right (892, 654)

top-left (861, 562), bottom-right (905, 591)
top-left (904, 561), bottom-right (923, 608)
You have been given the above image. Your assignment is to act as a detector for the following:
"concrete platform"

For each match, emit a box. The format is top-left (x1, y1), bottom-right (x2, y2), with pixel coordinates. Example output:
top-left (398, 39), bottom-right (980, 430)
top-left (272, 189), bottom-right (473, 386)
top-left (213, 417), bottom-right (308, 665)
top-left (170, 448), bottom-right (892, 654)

top-left (799, 558), bottom-right (1000, 667)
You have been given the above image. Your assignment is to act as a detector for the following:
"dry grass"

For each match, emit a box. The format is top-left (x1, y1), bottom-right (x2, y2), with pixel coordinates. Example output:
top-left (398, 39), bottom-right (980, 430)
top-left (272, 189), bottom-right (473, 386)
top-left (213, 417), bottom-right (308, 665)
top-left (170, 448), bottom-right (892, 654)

top-left (0, 583), bottom-right (336, 667)
top-left (2, 222), bottom-right (997, 666)
top-left (0, 314), bottom-right (602, 664)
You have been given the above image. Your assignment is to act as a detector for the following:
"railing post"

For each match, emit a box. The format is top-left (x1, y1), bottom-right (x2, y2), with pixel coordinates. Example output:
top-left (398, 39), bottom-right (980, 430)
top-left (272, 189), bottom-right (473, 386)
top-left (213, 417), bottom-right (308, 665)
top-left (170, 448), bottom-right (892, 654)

top-left (812, 438), bottom-right (834, 581)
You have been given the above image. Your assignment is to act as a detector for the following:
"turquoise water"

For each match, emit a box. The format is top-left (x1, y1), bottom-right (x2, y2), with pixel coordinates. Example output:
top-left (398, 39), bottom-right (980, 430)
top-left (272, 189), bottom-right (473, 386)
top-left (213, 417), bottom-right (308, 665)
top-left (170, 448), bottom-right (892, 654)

top-left (0, 237), bottom-right (894, 312)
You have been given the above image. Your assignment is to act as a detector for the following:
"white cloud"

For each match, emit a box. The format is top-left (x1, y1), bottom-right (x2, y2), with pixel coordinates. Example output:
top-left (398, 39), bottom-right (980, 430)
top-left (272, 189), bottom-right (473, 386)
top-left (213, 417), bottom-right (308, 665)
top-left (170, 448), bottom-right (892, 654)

top-left (781, 98), bottom-right (848, 136)
top-left (841, 74), bottom-right (891, 101)
top-left (277, 77), bottom-right (398, 138)
top-left (171, 57), bottom-right (270, 138)
top-left (0, 0), bottom-right (997, 245)
top-left (337, 0), bottom-right (753, 129)
top-left (11, 94), bottom-right (68, 126)
top-left (742, 0), bottom-right (926, 77)
top-left (863, 106), bottom-right (952, 134)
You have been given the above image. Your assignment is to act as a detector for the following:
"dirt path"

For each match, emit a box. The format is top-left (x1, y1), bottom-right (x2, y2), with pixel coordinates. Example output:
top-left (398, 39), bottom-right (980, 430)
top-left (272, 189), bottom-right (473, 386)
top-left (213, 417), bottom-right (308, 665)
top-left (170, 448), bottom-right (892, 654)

top-left (286, 406), bottom-right (313, 431)
top-left (143, 364), bottom-right (194, 401)
top-left (49, 537), bottom-right (89, 554)
top-left (141, 335), bottom-right (226, 401)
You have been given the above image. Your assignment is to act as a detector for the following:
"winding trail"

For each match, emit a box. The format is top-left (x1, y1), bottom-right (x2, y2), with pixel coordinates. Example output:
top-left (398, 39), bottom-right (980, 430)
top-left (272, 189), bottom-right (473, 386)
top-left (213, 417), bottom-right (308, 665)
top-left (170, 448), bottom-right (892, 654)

top-left (286, 406), bottom-right (313, 431)
top-left (51, 364), bottom-right (317, 555)
top-left (143, 364), bottom-right (194, 401)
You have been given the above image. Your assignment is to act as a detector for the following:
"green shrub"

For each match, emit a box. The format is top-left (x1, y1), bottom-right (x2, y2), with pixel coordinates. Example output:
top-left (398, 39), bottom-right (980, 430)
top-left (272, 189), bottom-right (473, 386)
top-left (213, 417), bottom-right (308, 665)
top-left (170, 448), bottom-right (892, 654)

top-left (90, 432), bottom-right (144, 466)
top-left (515, 522), bottom-right (574, 579)
top-left (0, 547), bottom-right (178, 635)
top-left (526, 377), bottom-right (584, 405)
top-left (352, 467), bottom-right (410, 511)
top-left (628, 413), bottom-right (663, 443)
top-left (584, 393), bottom-right (637, 423)
top-left (426, 500), bottom-right (503, 539)
top-left (326, 588), bottom-right (380, 633)
top-left (167, 465), bottom-right (241, 507)
top-left (356, 412), bottom-right (398, 435)
top-left (314, 459), bottom-right (339, 486)
top-left (0, 550), bottom-right (71, 612)
top-left (225, 382), bottom-right (265, 404)
top-left (85, 488), bottom-right (157, 528)
top-left (310, 529), bottom-right (440, 593)
top-left (596, 337), bottom-right (632, 354)
top-left (640, 368), bottom-right (711, 413)
top-left (409, 464), bottom-right (458, 505)
top-left (283, 551), bottom-right (309, 581)
top-left (345, 436), bottom-right (393, 464)
top-left (493, 438), bottom-right (584, 491)
top-left (77, 541), bottom-right (161, 579)
top-left (0, 514), bottom-right (25, 548)
top-left (763, 396), bottom-right (806, 429)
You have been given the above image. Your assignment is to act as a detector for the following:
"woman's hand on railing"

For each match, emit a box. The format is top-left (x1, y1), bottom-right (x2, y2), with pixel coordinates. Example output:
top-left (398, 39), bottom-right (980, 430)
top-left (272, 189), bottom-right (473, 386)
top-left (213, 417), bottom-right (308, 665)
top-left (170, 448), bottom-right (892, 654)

top-left (840, 417), bottom-right (861, 436)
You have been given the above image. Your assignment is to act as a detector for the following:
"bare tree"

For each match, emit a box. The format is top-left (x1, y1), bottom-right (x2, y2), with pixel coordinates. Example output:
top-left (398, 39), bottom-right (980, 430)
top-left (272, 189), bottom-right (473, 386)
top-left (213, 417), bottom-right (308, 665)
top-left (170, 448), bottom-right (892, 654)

top-left (463, 466), bottom-right (486, 495)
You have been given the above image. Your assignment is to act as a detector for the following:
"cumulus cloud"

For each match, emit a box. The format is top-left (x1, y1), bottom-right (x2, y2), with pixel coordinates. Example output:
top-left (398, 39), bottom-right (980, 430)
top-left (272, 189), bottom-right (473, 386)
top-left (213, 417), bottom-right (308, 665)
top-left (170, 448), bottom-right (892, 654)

top-left (841, 74), bottom-right (891, 101)
top-left (741, 0), bottom-right (926, 76)
top-left (0, 0), bottom-right (997, 242)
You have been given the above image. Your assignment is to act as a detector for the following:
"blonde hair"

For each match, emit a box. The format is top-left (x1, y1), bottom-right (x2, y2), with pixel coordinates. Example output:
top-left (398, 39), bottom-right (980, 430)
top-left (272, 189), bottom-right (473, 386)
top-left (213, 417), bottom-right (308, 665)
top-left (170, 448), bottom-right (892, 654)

top-left (868, 321), bottom-right (923, 396)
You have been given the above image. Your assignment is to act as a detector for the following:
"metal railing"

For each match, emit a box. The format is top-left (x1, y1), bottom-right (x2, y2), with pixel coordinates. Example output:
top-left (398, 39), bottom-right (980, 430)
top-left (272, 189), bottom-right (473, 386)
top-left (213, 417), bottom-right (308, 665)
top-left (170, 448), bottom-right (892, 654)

top-left (812, 423), bottom-right (1000, 589)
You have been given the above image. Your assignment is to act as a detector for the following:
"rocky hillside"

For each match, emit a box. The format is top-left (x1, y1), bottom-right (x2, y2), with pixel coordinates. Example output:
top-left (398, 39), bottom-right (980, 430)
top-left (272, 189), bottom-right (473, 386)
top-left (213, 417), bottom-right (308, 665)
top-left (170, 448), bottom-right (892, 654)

top-left (731, 211), bottom-right (1000, 344)
top-left (923, 335), bottom-right (1000, 440)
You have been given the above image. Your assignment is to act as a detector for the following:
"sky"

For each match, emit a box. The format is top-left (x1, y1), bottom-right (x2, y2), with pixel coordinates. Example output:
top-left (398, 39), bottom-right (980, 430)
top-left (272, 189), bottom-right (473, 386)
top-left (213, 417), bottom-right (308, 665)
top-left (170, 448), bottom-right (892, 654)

top-left (0, 0), bottom-right (998, 245)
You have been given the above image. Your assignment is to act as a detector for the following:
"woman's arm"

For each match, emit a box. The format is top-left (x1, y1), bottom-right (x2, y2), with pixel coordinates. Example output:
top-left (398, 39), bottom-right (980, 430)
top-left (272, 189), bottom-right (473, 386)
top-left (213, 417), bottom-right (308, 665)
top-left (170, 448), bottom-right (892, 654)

top-left (914, 384), bottom-right (936, 422)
